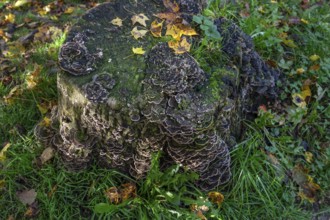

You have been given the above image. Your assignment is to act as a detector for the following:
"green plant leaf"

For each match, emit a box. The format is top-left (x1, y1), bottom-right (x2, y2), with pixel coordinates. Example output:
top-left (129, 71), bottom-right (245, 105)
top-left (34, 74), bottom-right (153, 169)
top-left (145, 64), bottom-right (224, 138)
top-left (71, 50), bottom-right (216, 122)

top-left (192, 15), bottom-right (203, 24)
top-left (94, 203), bottom-right (114, 213)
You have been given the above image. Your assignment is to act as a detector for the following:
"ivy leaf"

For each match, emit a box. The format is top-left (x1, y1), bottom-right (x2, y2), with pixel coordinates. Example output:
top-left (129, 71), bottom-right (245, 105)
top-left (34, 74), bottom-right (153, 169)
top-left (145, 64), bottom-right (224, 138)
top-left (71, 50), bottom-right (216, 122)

top-left (111, 17), bottom-right (123, 27)
top-left (132, 47), bottom-right (146, 55)
top-left (131, 13), bottom-right (149, 27)
top-left (131, 26), bottom-right (148, 39)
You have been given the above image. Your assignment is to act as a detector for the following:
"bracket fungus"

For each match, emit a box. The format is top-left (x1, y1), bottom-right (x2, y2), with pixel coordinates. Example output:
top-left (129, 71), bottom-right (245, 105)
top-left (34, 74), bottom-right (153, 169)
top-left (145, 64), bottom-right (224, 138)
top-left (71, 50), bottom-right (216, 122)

top-left (35, 0), bottom-right (280, 191)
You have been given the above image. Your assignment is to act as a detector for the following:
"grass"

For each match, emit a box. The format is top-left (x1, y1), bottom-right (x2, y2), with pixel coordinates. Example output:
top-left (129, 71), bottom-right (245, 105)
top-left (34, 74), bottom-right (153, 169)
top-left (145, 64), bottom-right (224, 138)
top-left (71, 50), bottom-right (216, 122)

top-left (1, 0), bottom-right (329, 219)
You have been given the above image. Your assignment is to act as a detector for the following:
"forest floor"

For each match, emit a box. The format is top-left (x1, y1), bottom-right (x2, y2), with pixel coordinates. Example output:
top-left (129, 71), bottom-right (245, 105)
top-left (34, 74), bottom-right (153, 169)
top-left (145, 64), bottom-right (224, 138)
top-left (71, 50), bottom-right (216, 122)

top-left (0, 0), bottom-right (329, 219)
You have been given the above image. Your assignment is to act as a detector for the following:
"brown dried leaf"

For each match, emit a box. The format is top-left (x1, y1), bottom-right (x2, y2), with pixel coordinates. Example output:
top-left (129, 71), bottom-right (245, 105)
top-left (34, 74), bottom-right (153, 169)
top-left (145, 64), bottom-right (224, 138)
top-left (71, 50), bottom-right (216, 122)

top-left (120, 183), bottom-right (136, 201)
top-left (39, 147), bottom-right (55, 164)
top-left (163, 0), bottom-right (180, 13)
top-left (26, 65), bottom-right (42, 89)
top-left (3, 85), bottom-right (23, 105)
top-left (17, 189), bottom-right (37, 205)
top-left (208, 191), bottom-right (224, 207)
top-left (154, 12), bottom-right (178, 24)
top-left (105, 187), bottom-right (120, 204)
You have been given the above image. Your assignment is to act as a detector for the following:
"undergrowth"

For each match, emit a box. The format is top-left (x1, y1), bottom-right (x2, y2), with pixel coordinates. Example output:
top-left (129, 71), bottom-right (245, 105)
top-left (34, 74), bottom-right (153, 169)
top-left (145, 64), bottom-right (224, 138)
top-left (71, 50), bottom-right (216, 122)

top-left (1, 0), bottom-right (329, 219)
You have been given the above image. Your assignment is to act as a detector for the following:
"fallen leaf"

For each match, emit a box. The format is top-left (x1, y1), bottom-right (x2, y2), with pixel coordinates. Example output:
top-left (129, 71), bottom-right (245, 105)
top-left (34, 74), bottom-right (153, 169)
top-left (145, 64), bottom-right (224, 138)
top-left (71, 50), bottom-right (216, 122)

top-left (3, 85), bottom-right (24, 104)
top-left (0, 143), bottom-right (11, 162)
top-left (132, 47), bottom-right (146, 55)
top-left (64, 7), bottom-right (75, 14)
top-left (168, 37), bottom-right (191, 54)
top-left (208, 191), bottom-right (224, 207)
top-left (13, 0), bottom-right (32, 8)
top-left (5, 14), bottom-right (15, 24)
top-left (39, 117), bottom-right (51, 127)
top-left (301, 84), bottom-right (311, 99)
top-left (304, 152), bottom-right (313, 163)
top-left (26, 65), bottom-right (42, 89)
top-left (154, 12), bottom-right (178, 24)
top-left (166, 23), bottom-right (182, 40)
top-left (17, 189), bottom-right (37, 205)
top-left (131, 27), bottom-right (148, 40)
top-left (162, 0), bottom-right (180, 13)
top-left (282, 39), bottom-right (297, 48)
top-left (120, 183), bottom-right (136, 201)
top-left (131, 13), bottom-right (149, 27)
top-left (296, 68), bottom-right (305, 75)
top-left (24, 203), bottom-right (38, 218)
top-left (301, 18), bottom-right (309, 24)
top-left (292, 93), bottom-right (306, 108)
top-left (105, 187), bottom-right (120, 204)
top-left (309, 54), bottom-right (320, 61)
top-left (150, 20), bottom-right (163, 37)
top-left (39, 147), bottom-right (55, 164)
top-left (258, 104), bottom-right (267, 112)
top-left (292, 164), bottom-right (320, 203)
top-left (48, 185), bottom-right (57, 198)
top-left (111, 17), bottom-right (123, 27)
top-left (309, 64), bottom-right (320, 71)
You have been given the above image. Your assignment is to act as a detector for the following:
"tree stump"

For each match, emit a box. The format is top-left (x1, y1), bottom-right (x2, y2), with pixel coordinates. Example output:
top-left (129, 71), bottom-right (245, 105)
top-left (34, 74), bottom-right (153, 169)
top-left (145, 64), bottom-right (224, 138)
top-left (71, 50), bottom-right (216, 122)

top-left (35, 0), bottom-right (280, 191)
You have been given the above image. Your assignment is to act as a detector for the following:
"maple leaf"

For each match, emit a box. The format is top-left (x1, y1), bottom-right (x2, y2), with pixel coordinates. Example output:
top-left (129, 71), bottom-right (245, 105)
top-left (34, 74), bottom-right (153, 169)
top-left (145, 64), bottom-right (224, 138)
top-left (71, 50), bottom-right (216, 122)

top-left (166, 23), bottom-right (182, 40)
top-left (5, 13), bottom-right (15, 23)
top-left (132, 47), bottom-right (146, 55)
top-left (26, 65), bottom-right (42, 89)
top-left (131, 26), bottom-right (148, 39)
top-left (131, 13), bottom-right (149, 27)
top-left (111, 17), bottom-right (123, 27)
top-left (150, 20), bottom-right (163, 37)
top-left (168, 37), bottom-right (191, 54)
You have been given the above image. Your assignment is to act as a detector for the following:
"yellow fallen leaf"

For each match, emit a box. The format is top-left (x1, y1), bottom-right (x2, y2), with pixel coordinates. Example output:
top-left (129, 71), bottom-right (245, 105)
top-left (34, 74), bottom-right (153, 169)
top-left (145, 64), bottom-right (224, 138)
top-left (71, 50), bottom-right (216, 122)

top-left (292, 93), bottom-right (306, 108)
top-left (177, 23), bottom-right (198, 36)
top-left (64, 7), bottom-right (75, 14)
top-left (154, 12), bottom-right (177, 23)
top-left (208, 191), bottom-right (224, 207)
top-left (296, 68), bottom-right (305, 75)
top-left (13, 0), bottom-right (32, 8)
top-left (150, 20), bottom-right (163, 37)
top-left (168, 37), bottom-right (191, 54)
top-left (132, 47), bottom-right (146, 55)
top-left (0, 143), bottom-right (11, 162)
top-left (3, 85), bottom-right (23, 105)
top-left (111, 17), bottom-right (123, 27)
top-left (5, 14), bottom-right (15, 23)
top-left (301, 85), bottom-right (311, 99)
top-left (301, 18), bottom-right (309, 24)
top-left (39, 117), bottom-right (51, 127)
top-left (26, 65), bottom-right (42, 89)
top-left (166, 24), bottom-right (182, 40)
top-left (282, 39), bottom-right (297, 48)
top-left (131, 13), bottom-right (149, 27)
top-left (305, 152), bottom-right (313, 163)
top-left (309, 54), bottom-right (320, 61)
top-left (131, 27), bottom-right (148, 40)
